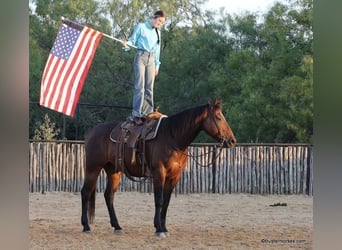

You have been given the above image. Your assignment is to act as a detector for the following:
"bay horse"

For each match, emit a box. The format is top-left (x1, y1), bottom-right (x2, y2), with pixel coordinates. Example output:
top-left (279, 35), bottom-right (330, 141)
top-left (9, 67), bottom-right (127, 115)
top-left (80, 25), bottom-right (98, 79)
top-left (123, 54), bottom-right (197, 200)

top-left (81, 99), bottom-right (236, 237)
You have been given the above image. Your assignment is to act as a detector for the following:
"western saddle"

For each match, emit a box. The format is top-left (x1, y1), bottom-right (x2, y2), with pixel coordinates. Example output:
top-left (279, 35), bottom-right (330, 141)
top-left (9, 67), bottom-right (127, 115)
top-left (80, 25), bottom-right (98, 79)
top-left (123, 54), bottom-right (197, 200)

top-left (109, 111), bottom-right (167, 173)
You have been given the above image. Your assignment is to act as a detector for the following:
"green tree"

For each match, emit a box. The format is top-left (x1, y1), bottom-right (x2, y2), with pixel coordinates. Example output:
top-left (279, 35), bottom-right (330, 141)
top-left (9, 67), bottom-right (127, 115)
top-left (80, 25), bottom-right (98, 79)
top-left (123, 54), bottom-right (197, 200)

top-left (29, 0), bottom-right (313, 143)
top-left (210, 1), bottom-right (313, 143)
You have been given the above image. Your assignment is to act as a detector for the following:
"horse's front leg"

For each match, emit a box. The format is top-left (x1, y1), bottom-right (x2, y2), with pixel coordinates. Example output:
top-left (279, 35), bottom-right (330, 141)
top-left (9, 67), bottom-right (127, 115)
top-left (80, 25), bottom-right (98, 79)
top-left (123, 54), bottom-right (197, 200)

top-left (160, 176), bottom-right (181, 236)
top-left (104, 171), bottom-right (123, 234)
top-left (153, 171), bottom-right (167, 237)
top-left (160, 189), bottom-right (173, 236)
top-left (153, 187), bottom-right (165, 237)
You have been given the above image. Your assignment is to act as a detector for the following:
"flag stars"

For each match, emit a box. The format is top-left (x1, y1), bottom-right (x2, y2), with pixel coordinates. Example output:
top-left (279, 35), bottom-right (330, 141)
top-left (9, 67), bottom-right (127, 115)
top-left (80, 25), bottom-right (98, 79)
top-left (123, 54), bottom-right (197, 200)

top-left (51, 25), bottom-right (81, 60)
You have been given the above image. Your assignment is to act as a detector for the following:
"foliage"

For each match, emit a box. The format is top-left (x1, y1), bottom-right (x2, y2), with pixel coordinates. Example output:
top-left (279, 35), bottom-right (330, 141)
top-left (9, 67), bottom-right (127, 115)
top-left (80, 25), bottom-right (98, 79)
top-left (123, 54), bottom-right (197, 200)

top-left (29, 0), bottom-right (313, 143)
top-left (33, 113), bottom-right (60, 140)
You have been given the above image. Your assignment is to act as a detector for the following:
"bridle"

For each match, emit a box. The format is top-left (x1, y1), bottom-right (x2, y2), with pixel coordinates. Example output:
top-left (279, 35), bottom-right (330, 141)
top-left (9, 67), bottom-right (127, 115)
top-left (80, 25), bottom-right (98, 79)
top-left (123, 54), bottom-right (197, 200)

top-left (167, 104), bottom-right (227, 167)
top-left (207, 104), bottom-right (228, 147)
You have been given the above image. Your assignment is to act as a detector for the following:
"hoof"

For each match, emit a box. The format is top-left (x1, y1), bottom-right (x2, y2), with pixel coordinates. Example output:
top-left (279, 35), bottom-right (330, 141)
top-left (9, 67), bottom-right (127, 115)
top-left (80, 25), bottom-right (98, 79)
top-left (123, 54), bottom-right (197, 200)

top-left (155, 232), bottom-right (167, 238)
top-left (83, 224), bottom-right (91, 233)
top-left (114, 229), bottom-right (123, 235)
top-left (164, 232), bottom-right (170, 237)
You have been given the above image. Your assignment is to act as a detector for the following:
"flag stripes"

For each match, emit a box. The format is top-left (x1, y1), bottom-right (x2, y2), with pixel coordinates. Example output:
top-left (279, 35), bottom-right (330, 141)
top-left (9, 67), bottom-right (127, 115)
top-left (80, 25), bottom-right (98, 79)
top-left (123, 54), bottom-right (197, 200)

top-left (40, 22), bottom-right (103, 117)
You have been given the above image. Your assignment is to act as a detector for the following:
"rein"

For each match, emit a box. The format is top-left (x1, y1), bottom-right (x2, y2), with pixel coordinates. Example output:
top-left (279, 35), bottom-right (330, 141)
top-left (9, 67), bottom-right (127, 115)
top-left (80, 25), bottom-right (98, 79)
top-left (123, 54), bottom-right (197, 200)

top-left (186, 145), bottom-right (224, 167)
top-left (167, 140), bottom-right (225, 168)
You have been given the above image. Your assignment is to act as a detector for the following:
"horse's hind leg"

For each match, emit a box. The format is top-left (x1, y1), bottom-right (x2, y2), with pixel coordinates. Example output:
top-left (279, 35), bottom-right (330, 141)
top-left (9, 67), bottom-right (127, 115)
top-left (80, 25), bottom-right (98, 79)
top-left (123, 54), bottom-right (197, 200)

top-left (81, 169), bottom-right (100, 232)
top-left (104, 167), bottom-right (123, 234)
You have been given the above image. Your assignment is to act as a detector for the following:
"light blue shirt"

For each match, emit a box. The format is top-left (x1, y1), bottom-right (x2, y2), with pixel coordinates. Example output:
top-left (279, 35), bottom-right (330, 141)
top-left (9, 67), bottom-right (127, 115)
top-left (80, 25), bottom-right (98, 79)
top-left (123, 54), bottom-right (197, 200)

top-left (126, 20), bottom-right (161, 70)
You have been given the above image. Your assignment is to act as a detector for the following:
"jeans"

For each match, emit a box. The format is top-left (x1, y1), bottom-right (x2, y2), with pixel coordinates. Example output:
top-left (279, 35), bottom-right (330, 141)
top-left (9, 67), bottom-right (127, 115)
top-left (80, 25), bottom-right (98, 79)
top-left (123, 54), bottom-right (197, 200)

top-left (132, 50), bottom-right (156, 118)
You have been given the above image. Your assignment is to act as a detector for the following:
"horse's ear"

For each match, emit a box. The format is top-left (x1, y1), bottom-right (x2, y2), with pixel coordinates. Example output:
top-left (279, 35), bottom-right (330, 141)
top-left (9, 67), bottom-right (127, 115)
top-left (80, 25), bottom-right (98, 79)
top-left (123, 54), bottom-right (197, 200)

top-left (207, 99), bottom-right (222, 111)
top-left (211, 98), bottom-right (222, 109)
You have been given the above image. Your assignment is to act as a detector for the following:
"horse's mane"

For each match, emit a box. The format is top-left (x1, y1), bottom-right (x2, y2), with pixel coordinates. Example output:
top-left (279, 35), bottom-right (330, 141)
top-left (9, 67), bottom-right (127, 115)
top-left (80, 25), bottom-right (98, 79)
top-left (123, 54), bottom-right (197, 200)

top-left (166, 104), bottom-right (207, 136)
top-left (164, 99), bottom-right (222, 138)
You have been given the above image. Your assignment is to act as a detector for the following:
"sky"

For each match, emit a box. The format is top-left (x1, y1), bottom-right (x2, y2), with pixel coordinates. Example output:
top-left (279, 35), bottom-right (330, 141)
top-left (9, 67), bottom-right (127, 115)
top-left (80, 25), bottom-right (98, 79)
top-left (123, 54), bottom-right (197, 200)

top-left (204, 0), bottom-right (280, 15)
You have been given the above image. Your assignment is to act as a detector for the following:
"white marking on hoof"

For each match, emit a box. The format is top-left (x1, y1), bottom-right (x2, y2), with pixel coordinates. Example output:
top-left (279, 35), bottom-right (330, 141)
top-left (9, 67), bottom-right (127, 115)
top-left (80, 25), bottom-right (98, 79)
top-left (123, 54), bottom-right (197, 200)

top-left (114, 229), bottom-right (123, 235)
top-left (155, 232), bottom-right (166, 238)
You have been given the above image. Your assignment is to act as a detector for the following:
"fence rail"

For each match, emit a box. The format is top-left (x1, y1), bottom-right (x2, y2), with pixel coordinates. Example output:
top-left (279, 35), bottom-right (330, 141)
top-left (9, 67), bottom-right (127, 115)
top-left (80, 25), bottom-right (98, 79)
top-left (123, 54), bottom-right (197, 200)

top-left (29, 141), bottom-right (313, 195)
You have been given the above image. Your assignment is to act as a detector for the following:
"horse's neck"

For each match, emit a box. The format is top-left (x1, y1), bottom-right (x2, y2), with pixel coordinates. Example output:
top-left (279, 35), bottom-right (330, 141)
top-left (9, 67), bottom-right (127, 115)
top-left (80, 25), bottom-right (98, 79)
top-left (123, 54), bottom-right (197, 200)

top-left (164, 113), bottom-right (203, 150)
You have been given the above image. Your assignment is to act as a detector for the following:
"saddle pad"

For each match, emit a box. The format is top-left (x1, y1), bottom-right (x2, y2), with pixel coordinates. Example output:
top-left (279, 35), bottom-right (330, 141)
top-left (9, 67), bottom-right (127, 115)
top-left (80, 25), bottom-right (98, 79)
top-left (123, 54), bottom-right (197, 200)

top-left (144, 115), bottom-right (167, 140)
top-left (109, 115), bottom-right (167, 143)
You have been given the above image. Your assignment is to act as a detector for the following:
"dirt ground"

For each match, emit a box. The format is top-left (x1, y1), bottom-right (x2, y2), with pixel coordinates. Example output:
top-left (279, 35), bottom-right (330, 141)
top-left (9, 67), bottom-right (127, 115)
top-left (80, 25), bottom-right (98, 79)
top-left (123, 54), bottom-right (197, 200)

top-left (29, 192), bottom-right (312, 249)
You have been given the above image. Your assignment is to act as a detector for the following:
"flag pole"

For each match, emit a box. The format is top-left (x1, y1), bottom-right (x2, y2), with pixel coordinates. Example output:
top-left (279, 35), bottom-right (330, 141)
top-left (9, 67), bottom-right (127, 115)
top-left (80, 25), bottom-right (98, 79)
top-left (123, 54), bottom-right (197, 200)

top-left (101, 33), bottom-right (137, 49)
top-left (61, 16), bottom-right (137, 49)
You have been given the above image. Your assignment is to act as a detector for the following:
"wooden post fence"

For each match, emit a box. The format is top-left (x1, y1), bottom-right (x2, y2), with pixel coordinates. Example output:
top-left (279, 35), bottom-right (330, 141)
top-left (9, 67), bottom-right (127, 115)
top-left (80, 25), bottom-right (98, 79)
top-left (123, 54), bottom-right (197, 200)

top-left (29, 141), bottom-right (313, 195)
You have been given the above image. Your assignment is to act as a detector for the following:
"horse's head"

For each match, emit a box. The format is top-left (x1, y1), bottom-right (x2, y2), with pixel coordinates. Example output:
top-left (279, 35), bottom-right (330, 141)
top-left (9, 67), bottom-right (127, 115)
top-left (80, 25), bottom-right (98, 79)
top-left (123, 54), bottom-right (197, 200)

top-left (203, 99), bottom-right (236, 148)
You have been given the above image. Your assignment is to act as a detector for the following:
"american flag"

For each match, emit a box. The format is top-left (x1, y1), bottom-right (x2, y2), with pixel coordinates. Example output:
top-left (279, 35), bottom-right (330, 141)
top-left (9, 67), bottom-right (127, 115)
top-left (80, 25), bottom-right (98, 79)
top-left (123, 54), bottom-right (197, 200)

top-left (40, 20), bottom-right (103, 117)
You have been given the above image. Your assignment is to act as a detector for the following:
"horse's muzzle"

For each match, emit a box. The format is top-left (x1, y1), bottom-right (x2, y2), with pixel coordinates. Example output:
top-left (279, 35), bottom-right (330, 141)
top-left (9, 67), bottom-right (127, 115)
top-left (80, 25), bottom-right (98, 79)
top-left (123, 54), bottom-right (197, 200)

top-left (222, 137), bottom-right (236, 148)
